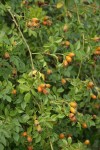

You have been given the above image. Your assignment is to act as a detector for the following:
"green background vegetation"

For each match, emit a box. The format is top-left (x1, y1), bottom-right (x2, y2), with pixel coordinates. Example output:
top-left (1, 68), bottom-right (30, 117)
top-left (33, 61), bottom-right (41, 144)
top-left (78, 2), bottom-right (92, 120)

top-left (0, 0), bottom-right (100, 150)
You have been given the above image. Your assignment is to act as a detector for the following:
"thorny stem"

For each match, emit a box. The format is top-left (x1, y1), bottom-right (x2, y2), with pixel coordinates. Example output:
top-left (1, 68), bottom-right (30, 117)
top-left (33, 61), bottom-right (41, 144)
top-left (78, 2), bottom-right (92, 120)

top-left (8, 9), bottom-right (34, 70)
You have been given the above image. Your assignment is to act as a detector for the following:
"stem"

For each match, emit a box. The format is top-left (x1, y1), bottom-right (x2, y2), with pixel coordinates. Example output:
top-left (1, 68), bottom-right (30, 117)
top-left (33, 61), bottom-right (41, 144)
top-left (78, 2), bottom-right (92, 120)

top-left (8, 9), bottom-right (34, 70)
top-left (50, 100), bottom-right (69, 105)
top-left (32, 52), bottom-right (64, 56)
top-left (77, 55), bottom-right (82, 78)
top-left (74, 1), bottom-right (81, 24)
top-left (77, 34), bottom-right (85, 78)
top-left (49, 136), bottom-right (54, 150)
top-left (32, 52), bottom-right (40, 55)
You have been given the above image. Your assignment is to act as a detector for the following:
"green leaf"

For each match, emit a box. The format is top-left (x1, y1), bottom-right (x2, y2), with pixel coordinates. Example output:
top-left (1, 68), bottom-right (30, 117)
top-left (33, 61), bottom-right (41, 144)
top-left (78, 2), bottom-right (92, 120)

top-left (27, 126), bottom-right (32, 134)
top-left (67, 137), bottom-right (72, 144)
top-left (51, 115), bottom-right (57, 121)
top-left (17, 79), bottom-right (26, 84)
top-left (15, 126), bottom-right (19, 133)
top-left (0, 143), bottom-right (4, 150)
top-left (52, 86), bottom-right (57, 93)
top-left (22, 114), bottom-right (30, 122)
top-left (57, 87), bottom-right (64, 93)
top-left (21, 101), bottom-right (26, 110)
top-left (1, 135), bottom-right (6, 146)
top-left (3, 131), bottom-right (10, 139)
top-left (19, 84), bottom-right (30, 93)
top-left (62, 139), bottom-right (68, 145)
top-left (24, 92), bottom-right (31, 103)
top-left (45, 122), bottom-right (53, 129)
top-left (4, 108), bottom-right (9, 116)
top-left (13, 133), bottom-right (19, 142)
top-left (10, 56), bottom-right (25, 72)
top-left (89, 120), bottom-right (95, 127)
top-left (55, 38), bottom-right (62, 43)
top-left (75, 41), bottom-right (81, 50)
top-left (4, 95), bottom-right (12, 102)
top-left (35, 135), bottom-right (41, 143)
top-left (28, 29), bottom-right (37, 37)
top-left (31, 89), bottom-right (38, 97)
top-left (57, 114), bottom-right (65, 119)
top-left (51, 133), bottom-right (58, 142)
top-left (32, 31), bottom-right (37, 38)
top-left (33, 131), bottom-right (39, 138)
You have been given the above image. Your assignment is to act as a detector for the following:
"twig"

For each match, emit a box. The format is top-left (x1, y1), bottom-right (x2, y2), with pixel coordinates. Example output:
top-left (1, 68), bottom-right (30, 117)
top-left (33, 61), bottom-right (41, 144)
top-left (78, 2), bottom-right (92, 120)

top-left (74, 1), bottom-right (81, 24)
top-left (77, 34), bottom-right (85, 78)
top-left (49, 136), bottom-right (54, 150)
top-left (8, 9), bottom-right (34, 70)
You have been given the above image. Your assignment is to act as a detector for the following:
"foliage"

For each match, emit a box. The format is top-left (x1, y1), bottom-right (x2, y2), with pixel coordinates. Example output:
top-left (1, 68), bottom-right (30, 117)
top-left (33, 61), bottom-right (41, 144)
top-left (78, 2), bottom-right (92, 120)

top-left (0, 0), bottom-right (100, 150)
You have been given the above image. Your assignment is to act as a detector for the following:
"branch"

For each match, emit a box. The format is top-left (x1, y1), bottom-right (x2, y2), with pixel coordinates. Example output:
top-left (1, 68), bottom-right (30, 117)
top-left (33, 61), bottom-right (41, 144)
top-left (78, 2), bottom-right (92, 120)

top-left (8, 9), bottom-right (34, 70)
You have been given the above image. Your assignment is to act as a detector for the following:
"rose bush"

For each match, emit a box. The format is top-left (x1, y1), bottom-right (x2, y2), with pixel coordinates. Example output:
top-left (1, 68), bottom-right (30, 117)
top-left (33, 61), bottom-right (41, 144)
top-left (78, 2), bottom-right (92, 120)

top-left (0, 0), bottom-right (100, 150)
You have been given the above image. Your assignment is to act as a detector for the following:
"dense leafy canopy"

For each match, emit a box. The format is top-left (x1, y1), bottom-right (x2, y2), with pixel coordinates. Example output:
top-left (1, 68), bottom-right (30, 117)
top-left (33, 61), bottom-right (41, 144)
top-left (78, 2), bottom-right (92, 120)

top-left (0, 0), bottom-right (100, 150)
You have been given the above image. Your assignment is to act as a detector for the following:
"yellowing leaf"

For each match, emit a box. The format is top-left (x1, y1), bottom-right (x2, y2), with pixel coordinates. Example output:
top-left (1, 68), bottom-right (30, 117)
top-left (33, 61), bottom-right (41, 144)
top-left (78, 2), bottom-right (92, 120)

top-left (38, 72), bottom-right (45, 80)
top-left (28, 70), bottom-right (37, 77)
top-left (32, 70), bottom-right (37, 75)
top-left (56, 2), bottom-right (64, 9)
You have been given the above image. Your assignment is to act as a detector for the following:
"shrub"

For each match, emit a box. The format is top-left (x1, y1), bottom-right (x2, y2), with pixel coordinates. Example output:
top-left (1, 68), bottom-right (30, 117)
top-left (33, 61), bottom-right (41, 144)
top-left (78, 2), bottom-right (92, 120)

top-left (0, 0), bottom-right (100, 150)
